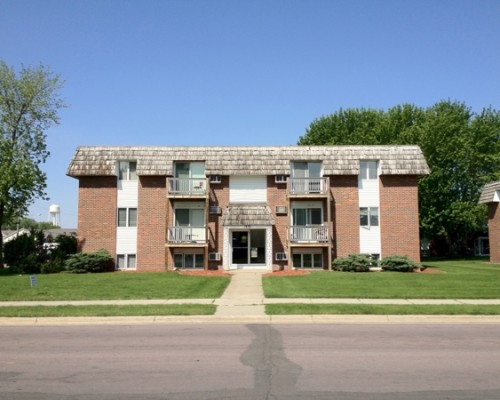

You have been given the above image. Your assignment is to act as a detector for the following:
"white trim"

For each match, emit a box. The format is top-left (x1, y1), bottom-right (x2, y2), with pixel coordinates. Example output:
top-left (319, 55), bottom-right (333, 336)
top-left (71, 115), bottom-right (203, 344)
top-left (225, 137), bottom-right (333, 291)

top-left (223, 226), bottom-right (272, 271)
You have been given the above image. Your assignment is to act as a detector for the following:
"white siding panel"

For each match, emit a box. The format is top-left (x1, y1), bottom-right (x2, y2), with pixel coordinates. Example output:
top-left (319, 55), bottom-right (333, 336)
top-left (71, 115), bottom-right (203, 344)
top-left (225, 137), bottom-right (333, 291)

top-left (117, 180), bottom-right (138, 207)
top-left (358, 180), bottom-right (379, 207)
top-left (230, 176), bottom-right (267, 203)
top-left (116, 227), bottom-right (137, 254)
top-left (359, 226), bottom-right (381, 254)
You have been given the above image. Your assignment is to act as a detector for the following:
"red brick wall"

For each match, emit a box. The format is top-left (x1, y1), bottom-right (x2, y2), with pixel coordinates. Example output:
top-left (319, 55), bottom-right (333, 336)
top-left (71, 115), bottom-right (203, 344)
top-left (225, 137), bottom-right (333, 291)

top-left (488, 203), bottom-right (500, 264)
top-left (137, 176), bottom-right (167, 272)
top-left (331, 176), bottom-right (360, 258)
top-left (268, 177), bottom-right (289, 270)
top-left (379, 175), bottom-right (421, 262)
top-left (77, 176), bottom-right (117, 258)
top-left (207, 176), bottom-right (230, 269)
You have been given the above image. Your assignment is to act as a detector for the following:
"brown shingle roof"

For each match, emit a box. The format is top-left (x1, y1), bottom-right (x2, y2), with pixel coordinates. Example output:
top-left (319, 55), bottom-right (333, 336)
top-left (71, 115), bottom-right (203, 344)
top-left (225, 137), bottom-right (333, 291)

top-left (479, 181), bottom-right (500, 204)
top-left (67, 145), bottom-right (430, 177)
top-left (222, 204), bottom-right (275, 226)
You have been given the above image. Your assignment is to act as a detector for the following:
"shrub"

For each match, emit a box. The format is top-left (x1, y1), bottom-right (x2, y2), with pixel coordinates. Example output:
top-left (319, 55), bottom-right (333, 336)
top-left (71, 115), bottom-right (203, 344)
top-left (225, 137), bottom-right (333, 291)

top-left (380, 255), bottom-right (419, 272)
top-left (40, 259), bottom-right (65, 274)
top-left (332, 254), bottom-right (373, 272)
top-left (64, 249), bottom-right (113, 273)
top-left (3, 230), bottom-right (44, 274)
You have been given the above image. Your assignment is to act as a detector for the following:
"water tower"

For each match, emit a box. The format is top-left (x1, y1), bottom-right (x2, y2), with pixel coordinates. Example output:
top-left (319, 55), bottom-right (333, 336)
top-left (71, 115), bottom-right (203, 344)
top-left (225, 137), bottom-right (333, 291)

top-left (49, 204), bottom-right (60, 226)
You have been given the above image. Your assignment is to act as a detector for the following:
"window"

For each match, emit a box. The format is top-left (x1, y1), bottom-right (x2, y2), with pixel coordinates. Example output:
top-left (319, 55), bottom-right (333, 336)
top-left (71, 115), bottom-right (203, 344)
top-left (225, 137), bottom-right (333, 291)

top-left (174, 253), bottom-right (204, 269)
top-left (175, 208), bottom-right (204, 227)
top-left (292, 207), bottom-right (322, 225)
top-left (116, 254), bottom-right (136, 270)
top-left (291, 161), bottom-right (322, 178)
top-left (291, 161), bottom-right (323, 193)
top-left (292, 253), bottom-right (323, 268)
top-left (118, 208), bottom-right (137, 227)
top-left (360, 207), bottom-right (379, 227)
top-left (359, 161), bottom-right (378, 180)
top-left (118, 161), bottom-right (137, 181)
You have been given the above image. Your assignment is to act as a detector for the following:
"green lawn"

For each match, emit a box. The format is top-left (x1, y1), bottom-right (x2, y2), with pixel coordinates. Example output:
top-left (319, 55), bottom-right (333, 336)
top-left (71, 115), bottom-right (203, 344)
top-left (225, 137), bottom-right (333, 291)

top-left (266, 304), bottom-right (500, 315)
top-left (0, 304), bottom-right (216, 317)
top-left (263, 258), bottom-right (500, 299)
top-left (0, 271), bottom-right (230, 301)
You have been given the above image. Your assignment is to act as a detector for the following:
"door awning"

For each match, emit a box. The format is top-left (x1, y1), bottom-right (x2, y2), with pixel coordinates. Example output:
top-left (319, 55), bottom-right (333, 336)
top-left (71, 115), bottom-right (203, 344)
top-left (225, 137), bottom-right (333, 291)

top-left (222, 204), bottom-right (275, 226)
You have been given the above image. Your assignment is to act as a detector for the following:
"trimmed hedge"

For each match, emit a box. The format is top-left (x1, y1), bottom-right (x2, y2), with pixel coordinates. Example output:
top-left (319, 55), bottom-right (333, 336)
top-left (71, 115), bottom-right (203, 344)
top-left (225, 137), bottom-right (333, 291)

top-left (332, 254), bottom-right (374, 272)
top-left (380, 255), bottom-right (419, 272)
top-left (64, 249), bottom-right (113, 273)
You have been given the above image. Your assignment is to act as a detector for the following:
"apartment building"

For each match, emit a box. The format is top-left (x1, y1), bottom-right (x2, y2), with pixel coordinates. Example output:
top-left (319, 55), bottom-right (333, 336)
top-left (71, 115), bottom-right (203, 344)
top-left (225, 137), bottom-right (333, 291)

top-left (67, 145), bottom-right (429, 272)
top-left (479, 181), bottom-right (500, 264)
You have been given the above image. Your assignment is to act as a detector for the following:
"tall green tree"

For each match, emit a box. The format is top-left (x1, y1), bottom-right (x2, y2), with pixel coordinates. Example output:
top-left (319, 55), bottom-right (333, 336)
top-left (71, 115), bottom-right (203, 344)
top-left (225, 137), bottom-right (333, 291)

top-left (299, 101), bottom-right (500, 255)
top-left (0, 60), bottom-right (65, 267)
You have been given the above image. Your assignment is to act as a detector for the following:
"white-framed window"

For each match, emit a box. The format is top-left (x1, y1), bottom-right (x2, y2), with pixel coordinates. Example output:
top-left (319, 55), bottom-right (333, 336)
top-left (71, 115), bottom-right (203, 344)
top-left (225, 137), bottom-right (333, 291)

top-left (174, 253), bottom-right (204, 269)
top-left (359, 160), bottom-right (378, 180)
top-left (292, 207), bottom-right (322, 226)
top-left (116, 254), bottom-right (136, 270)
top-left (118, 208), bottom-right (137, 227)
top-left (174, 205), bottom-right (205, 227)
top-left (360, 207), bottom-right (379, 227)
top-left (291, 161), bottom-right (322, 178)
top-left (292, 253), bottom-right (323, 268)
top-left (118, 161), bottom-right (137, 181)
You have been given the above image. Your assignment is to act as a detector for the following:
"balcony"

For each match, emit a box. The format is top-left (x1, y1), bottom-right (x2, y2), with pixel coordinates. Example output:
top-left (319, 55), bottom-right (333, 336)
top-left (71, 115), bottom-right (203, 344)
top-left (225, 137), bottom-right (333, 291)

top-left (289, 177), bottom-right (329, 196)
top-left (167, 226), bottom-right (206, 244)
top-left (167, 178), bottom-right (207, 197)
top-left (289, 226), bottom-right (329, 243)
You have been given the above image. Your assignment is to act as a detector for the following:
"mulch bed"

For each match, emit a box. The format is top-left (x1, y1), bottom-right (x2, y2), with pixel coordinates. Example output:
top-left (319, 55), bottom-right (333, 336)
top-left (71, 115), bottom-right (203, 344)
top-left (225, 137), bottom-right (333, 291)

top-left (177, 268), bottom-right (443, 276)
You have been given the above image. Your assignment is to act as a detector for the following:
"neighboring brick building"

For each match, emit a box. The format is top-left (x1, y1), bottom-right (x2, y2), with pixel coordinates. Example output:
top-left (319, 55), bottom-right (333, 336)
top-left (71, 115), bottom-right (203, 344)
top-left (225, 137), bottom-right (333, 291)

top-left (479, 181), bottom-right (500, 264)
top-left (67, 145), bottom-right (429, 272)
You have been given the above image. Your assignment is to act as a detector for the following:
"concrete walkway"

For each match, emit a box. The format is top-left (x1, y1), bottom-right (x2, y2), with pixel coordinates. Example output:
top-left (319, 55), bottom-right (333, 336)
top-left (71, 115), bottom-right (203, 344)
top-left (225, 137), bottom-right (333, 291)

top-left (214, 270), bottom-right (266, 316)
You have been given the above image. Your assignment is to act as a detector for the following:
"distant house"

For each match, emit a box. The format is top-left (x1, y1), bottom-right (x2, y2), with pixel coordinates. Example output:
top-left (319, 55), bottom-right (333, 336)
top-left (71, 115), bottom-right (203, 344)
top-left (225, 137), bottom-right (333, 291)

top-left (2, 228), bottom-right (76, 250)
top-left (479, 181), bottom-right (500, 264)
top-left (67, 145), bottom-right (429, 272)
top-left (2, 229), bottom-right (31, 244)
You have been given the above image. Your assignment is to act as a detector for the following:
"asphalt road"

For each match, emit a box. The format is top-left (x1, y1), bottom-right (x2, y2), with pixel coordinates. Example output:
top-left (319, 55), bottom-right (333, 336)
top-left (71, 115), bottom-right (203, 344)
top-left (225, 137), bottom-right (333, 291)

top-left (1, 323), bottom-right (500, 400)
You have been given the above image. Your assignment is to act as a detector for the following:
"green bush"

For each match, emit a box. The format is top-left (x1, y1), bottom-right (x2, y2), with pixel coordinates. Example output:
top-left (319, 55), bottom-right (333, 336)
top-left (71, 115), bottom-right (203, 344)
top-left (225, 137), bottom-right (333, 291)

top-left (3, 230), bottom-right (44, 274)
top-left (332, 254), bottom-right (373, 272)
top-left (380, 255), bottom-right (419, 272)
top-left (64, 249), bottom-right (113, 273)
top-left (40, 259), bottom-right (65, 274)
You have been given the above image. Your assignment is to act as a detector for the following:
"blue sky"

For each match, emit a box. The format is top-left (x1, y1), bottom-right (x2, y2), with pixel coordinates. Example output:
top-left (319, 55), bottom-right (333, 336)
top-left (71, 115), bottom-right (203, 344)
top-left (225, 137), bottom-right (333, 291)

top-left (1, 0), bottom-right (499, 228)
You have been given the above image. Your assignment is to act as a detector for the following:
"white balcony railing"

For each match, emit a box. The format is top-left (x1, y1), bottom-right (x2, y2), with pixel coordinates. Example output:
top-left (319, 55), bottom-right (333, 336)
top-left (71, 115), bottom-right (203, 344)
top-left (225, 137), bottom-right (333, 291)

top-left (290, 226), bottom-right (329, 243)
top-left (289, 178), bottom-right (329, 195)
top-left (167, 178), bottom-right (207, 196)
top-left (168, 226), bottom-right (206, 243)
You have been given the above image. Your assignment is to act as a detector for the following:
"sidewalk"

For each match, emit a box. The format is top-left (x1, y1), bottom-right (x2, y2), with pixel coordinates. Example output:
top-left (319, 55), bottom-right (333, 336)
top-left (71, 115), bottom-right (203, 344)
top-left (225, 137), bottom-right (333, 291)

top-left (2, 269), bottom-right (500, 325)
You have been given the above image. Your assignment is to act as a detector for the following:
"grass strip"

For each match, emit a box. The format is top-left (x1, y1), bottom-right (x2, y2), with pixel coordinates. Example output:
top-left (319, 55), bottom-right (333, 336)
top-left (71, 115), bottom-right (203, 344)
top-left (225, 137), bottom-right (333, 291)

top-left (0, 272), bottom-right (230, 301)
top-left (0, 304), bottom-right (216, 317)
top-left (266, 304), bottom-right (500, 315)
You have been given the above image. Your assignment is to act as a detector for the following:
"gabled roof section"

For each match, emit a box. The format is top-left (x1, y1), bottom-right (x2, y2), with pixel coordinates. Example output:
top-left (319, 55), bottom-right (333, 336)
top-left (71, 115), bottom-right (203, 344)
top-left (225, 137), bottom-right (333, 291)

top-left (66, 145), bottom-right (430, 177)
top-left (222, 204), bottom-right (275, 226)
top-left (479, 181), bottom-right (500, 204)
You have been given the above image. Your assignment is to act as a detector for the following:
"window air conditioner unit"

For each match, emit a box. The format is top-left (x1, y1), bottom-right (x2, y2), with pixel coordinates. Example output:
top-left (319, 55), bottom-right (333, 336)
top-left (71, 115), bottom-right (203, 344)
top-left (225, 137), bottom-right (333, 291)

top-left (209, 175), bottom-right (221, 184)
top-left (275, 175), bottom-right (287, 183)
top-left (275, 252), bottom-right (288, 261)
top-left (209, 206), bottom-right (222, 215)
top-left (276, 206), bottom-right (288, 215)
top-left (209, 252), bottom-right (221, 261)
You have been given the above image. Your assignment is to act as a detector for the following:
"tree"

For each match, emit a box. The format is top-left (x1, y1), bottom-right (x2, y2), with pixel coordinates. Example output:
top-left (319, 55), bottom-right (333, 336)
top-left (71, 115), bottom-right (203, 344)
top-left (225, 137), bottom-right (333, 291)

top-left (0, 60), bottom-right (65, 267)
top-left (299, 101), bottom-right (500, 256)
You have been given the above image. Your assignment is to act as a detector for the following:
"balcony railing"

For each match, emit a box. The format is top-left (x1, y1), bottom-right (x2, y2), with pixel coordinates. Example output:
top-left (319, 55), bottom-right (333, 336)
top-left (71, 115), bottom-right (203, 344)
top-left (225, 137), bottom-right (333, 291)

top-left (290, 226), bottom-right (329, 243)
top-left (167, 226), bottom-right (206, 243)
top-left (289, 177), bottom-right (329, 195)
top-left (167, 178), bottom-right (207, 196)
